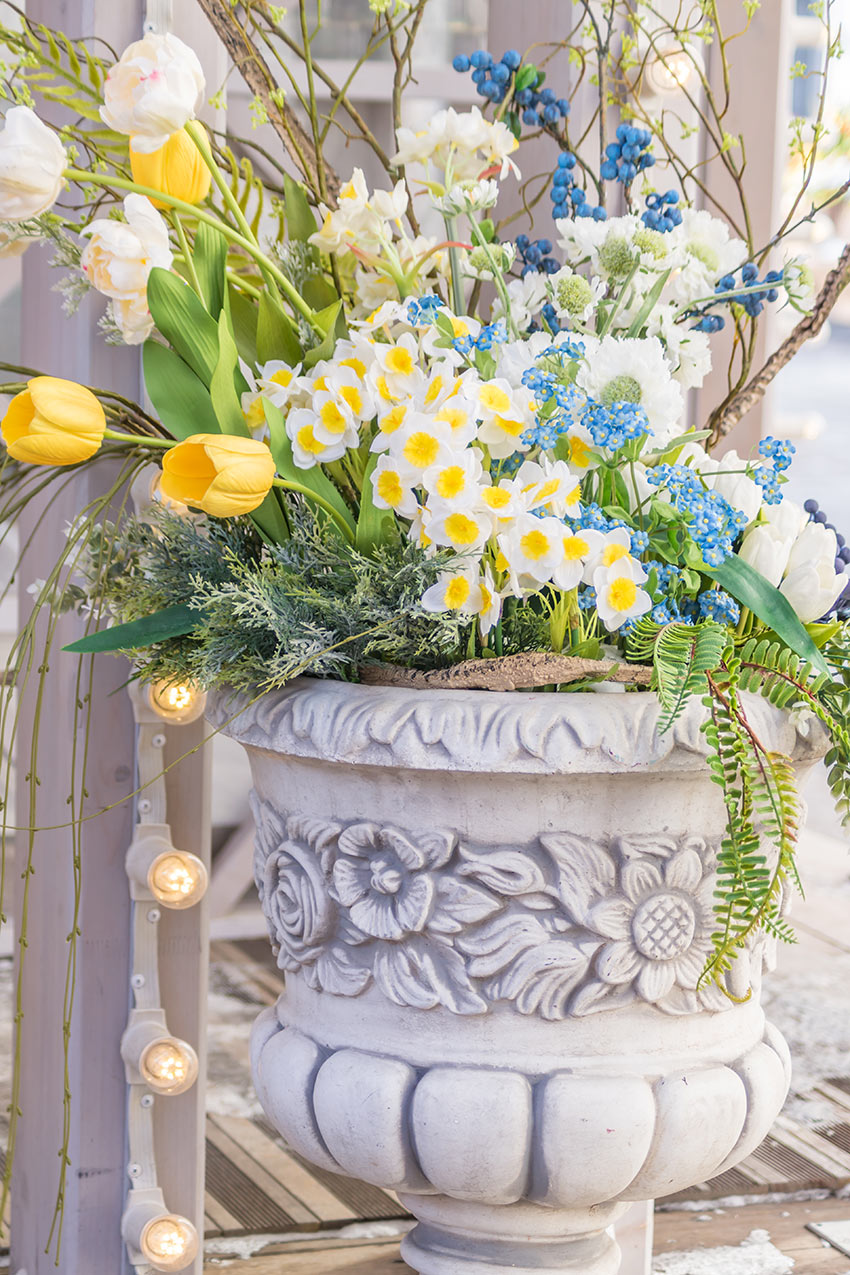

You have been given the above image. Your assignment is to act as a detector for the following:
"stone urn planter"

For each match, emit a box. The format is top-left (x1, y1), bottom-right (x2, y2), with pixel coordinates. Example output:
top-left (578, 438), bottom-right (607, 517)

top-left (212, 678), bottom-right (825, 1275)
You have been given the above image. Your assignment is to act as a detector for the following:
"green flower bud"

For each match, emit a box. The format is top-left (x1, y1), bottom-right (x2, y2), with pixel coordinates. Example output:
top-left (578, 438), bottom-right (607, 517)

top-left (555, 273), bottom-right (593, 316)
top-left (598, 235), bottom-right (635, 278)
top-left (601, 375), bottom-right (642, 408)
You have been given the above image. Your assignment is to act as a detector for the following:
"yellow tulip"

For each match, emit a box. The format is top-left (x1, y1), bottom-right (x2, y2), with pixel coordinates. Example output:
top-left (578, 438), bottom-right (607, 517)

top-left (160, 434), bottom-right (276, 517)
top-left (130, 129), bottom-right (211, 208)
top-left (1, 376), bottom-right (106, 466)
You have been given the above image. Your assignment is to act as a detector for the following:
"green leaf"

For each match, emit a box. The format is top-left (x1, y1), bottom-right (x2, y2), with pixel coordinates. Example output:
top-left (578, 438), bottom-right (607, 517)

top-left (302, 272), bottom-right (341, 311)
top-left (707, 556), bottom-right (830, 675)
top-left (283, 172), bottom-right (318, 242)
top-left (210, 312), bottom-right (250, 437)
top-left (227, 284), bottom-right (259, 367)
top-left (626, 269), bottom-right (672, 338)
top-left (194, 221), bottom-right (227, 317)
top-left (257, 289), bottom-right (303, 366)
top-left (514, 64), bottom-right (538, 92)
top-left (355, 452), bottom-right (396, 555)
top-left (147, 267), bottom-right (220, 386)
top-left (142, 342), bottom-right (220, 439)
top-left (263, 401), bottom-right (355, 534)
top-left (63, 604), bottom-right (203, 654)
top-left (303, 300), bottom-right (347, 369)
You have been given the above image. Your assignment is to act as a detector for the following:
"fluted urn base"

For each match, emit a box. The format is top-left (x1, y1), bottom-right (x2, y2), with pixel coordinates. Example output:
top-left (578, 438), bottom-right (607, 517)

top-left (211, 678), bottom-right (828, 1275)
top-left (399, 1197), bottom-right (626, 1275)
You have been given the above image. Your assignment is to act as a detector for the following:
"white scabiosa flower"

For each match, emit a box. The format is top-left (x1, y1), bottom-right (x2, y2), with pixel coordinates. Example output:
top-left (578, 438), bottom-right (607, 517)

top-left (0, 107), bottom-right (66, 222)
top-left (80, 194), bottom-right (172, 344)
top-left (593, 556), bottom-right (652, 631)
top-left (667, 208), bottom-right (747, 306)
top-left (648, 303), bottom-right (712, 391)
top-left (577, 335), bottom-right (684, 447)
top-left (550, 268), bottom-right (606, 325)
top-left (492, 273), bottom-right (548, 332)
top-left (101, 33), bottom-right (205, 153)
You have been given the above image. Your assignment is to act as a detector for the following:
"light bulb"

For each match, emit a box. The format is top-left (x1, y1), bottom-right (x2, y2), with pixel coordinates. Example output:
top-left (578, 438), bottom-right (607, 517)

top-left (646, 47), bottom-right (697, 95)
top-left (139, 1036), bottom-right (199, 1096)
top-left (140, 1213), bottom-right (199, 1271)
top-left (147, 678), bottom-right (207, 725)
top-left (147, 850), bottom-right (208, 909)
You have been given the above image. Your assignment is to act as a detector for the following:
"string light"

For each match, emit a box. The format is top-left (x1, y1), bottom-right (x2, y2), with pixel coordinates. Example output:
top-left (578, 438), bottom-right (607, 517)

top-left (147, 678), bottom-right (207, 725)
top-left (139, 1036), bottom-right (199, 1096)
top-left (148, 849), bottom-right (208, 909)
top-left (646, 46), bottom-right (698, 95)
top-left (140, 1213), bottom-right (199, 1271)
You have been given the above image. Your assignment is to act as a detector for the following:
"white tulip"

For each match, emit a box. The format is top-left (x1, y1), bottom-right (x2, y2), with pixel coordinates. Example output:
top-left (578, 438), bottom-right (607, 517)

top-left (80, 194), bottom-right (172, 344)
top-left (780, 561), bottom-right (845, 623)
top-left (778, 520), bottom-right (844, 622)
top-left (703, 449), bottom-right (762, 525)
top-left (0, 106), bottom-right (66, 222)
top-left (737, 523), bottom-right (792, 586)
top-left (101, 33), bottom-right (205, 154)
top-left (763, 496), bottom-right (807, 542)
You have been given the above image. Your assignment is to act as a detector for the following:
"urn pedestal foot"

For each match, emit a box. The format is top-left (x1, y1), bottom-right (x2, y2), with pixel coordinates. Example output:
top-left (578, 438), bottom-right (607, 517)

top-left (398, 1195), bottom-right (628, 1275)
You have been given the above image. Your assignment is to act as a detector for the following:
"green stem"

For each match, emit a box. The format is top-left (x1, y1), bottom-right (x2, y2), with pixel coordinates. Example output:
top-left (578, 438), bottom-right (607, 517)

top-left (226, 270), bottom-right (262, 300)
top-left (441, 214), bottom-right (466, 316)
top-left (468, 219), bottom-right (516, 337)
top-left (103, 429), bottom-right (173, 448)
top-left (64, 167), bottom-right (322, 336)
top-left (272, 477), bottom-right (354, 542)
top-left (170, 211), bottom-right (203, 299)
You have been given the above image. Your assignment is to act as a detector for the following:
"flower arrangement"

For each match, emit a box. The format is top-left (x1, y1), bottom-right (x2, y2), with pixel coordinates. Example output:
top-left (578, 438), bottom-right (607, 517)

top-left (1, 4), bottom-right (850, 994)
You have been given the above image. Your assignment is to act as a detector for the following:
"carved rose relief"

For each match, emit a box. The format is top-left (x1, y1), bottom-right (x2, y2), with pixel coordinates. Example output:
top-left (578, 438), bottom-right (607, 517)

top-left (251, 799), bottom-right (750, 1020)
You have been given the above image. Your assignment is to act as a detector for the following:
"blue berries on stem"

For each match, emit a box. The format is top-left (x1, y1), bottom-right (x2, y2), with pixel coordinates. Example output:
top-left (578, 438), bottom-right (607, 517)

top-left (601, 124), bottom-right (655, 185)
top-left (550, 150), bottom-right (606, 222)
top-left (642, 190), bottom-right (682, 233)
top-left (715, 265), bottom-right (783, 317)
top-left (515, 234), bottom-right (560, 276)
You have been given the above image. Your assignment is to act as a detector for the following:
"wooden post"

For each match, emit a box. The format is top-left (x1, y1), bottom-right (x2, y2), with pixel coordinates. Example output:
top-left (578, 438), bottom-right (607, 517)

top-left (11, 2), bottom-right (144, 1266)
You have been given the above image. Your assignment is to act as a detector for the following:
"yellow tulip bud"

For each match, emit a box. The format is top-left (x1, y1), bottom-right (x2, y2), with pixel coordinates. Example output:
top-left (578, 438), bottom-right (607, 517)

top-left (160, 434), bottom-right (276, 517)
top-left (1, 376), bottom-right (106, 466)
top-left (130, 129), bottom-right (211, 209)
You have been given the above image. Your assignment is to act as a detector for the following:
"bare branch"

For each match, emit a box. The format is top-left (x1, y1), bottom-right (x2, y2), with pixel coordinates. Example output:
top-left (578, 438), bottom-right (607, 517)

top-left (709, 244), bottom-right (850, 447)
top-left (361, 653), bottom-right (654, 691)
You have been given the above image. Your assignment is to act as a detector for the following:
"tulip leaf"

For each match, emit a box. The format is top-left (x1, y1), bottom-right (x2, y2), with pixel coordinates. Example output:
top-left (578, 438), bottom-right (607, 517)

top-left (355, 452), bottom-right (397, 555)
top-left (210, 312), bottom-right (250, 438)
top-left (63, 604), bottom-right (203, 654)
top-left (303, 301), bottom-right (347, 370)
top-left (227, 284), bottom-right (259, 368)
top-left (302, 273), bottom-right (341, 312)
top-left (257, 290), bottom-right (303, 366)
top-left (147, 267), bottom-right (220, 386)
top-left (194, 221), bottom-right (227, 318)
top-left (283, 172), bottom-right (318, 243)
top-left (263, 401), bottom-right (355, 535)
top-left (142, 342), bottom-right (220, 439)
top-left (706, 556), bottom-right (830, 675)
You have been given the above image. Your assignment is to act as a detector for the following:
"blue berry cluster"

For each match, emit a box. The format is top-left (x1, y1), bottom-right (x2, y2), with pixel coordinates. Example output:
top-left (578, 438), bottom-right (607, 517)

top-left (715, 264), bottom-right (782, 317)
top-left (452, 49), bottom-right (520, 105)
top-left (647, 464), bottom-right (749, 567)
top-left (600, 124), bottom-right (655, 184)
top-left (691, 313), bottom-right (725, 334)
top-left (698, 588), bottom-right (741, 625)
top-left (642, 190), bottom-right (682, 233)
top-left (515, 235), bottom-right (560, 276)
top-left (516, 82), bottom-right (570, 128)
top-left (551, 151), bottom-right (607, 222)
top-left (581, 400), bottom-right (651, 450)
top-left (804, 498), bottom-right (850, 576)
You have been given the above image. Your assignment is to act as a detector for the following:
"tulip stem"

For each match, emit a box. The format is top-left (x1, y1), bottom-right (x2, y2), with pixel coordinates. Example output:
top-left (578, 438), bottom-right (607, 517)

top-left (170, 212), bottom-right (204, 301)
top-left (272, 477), bottom-right (354, 542)
top-left (103, 429), bottom-right (173, 448)
top-left (64, 167), bottom-right (325, 338)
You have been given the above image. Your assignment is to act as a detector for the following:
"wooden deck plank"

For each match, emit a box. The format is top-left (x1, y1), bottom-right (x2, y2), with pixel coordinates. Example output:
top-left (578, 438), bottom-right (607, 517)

top-left (212, 1115), bottom-right (358, 1223)
top-left (204, 1237), bottom-right (408, 1274)
top-left (204, 1188), bottom-right (245, 1235)
top-left (206, 1118), bottom-right (320, 1228)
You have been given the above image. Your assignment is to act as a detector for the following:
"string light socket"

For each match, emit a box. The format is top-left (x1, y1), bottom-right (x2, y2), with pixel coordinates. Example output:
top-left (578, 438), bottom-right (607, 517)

top-left (126, 825), bottom-right (209, 909)
top-left (644, 44), bottom-right (703, 97)
top-left (122, 1187), bottom-right (200, 1272)
top-left (122, 1010), bottom-right (199, 1096)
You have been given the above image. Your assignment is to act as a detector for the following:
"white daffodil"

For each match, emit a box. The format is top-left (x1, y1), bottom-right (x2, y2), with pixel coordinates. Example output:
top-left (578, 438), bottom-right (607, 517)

top-left (370, 454), bottom-right (420, 518)
top-left (369, 179), bottom-right (409, 223)
top-left (371, 400), bottom-right (414, 452)
top-left (285, 408), bottom-right (348, 469)
top-left (391, 419), bottom-right (456, 476)
top-left (497, 514), bottom-right (565, 586)
top-left (371, 334), bottom-right (424, 399)
top-left (254, 360), bottom-right (304, 412)
top-left (422, 449), bottom-right (484, 510)
top-left (581, 526), bottom-right (633, 583)
top-left (516, 457), bottom-right (582, 518)
top-left (553, 528), bottom-right (605, 591)
top-left (593, 556), bottom-right (652, 631)
top-left (477, 563), bottom-right (503, 637)
top-left (309, 390), bottom-right (360, 449)
top-left (476, 477), bottom-right (529, 525)
top-left (476, 380), bottom-right (535, 459)
top-left (421, 564), bottom-right (484, 616)
top-left (577, 334), bottom-right (684, 447)
top-left (322, 364), bottom-right (375, 424)
top-left (425, 507), bottom-right (492, 552)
